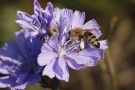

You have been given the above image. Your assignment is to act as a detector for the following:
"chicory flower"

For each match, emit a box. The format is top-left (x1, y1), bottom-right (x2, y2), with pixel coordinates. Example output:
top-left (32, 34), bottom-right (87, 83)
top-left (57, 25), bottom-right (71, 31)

top-left (0, 30), bottom-right (42, 90)
top-left (38, 32), bottom-right (104, 82)
top-left (38, 8), bottom-right (107, 82)
top-left (15, 0), bottom-right (53, 38)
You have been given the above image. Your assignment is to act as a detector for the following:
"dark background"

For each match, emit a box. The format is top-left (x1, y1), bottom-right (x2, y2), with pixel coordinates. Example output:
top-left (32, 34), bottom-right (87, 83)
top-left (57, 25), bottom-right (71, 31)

top-left (0, 0), bottom-right (135, 90)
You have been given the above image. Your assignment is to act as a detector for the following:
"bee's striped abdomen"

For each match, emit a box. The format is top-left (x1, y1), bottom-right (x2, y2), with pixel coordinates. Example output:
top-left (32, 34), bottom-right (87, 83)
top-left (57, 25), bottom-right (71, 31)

top-left (83, 32), bottom-right (93, 39)
top-left (83, 32), bottom-right (100, 48)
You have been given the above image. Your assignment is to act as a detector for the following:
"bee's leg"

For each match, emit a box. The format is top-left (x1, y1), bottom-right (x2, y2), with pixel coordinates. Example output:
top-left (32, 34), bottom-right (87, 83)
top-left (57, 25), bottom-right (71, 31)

top-left (80, 38), bottom-right (85, 50)
top-left (65, 39), bottom-right (76, 48)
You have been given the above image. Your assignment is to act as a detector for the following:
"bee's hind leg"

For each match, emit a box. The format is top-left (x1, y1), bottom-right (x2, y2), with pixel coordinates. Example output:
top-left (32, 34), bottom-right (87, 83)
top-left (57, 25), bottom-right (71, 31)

top-left (80, 38), bottom-right (85, 50)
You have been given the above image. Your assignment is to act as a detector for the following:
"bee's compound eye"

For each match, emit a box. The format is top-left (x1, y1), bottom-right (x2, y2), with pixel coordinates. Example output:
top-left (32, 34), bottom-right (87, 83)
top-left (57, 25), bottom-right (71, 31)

top-left (67, 31), bottom-right (72, 37)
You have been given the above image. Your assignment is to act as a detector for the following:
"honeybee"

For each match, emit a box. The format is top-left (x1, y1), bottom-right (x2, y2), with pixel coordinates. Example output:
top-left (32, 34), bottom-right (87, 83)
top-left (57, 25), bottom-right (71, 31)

top-left (67, 28), bottom-right (100, 49)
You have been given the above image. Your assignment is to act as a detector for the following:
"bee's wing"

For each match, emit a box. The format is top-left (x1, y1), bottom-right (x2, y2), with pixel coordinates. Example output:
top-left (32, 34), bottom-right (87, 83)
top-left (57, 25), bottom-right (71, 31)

top-left (82, 29), bottom-right (102, 38)
top-left (82, 29), bottom-right (94, 32)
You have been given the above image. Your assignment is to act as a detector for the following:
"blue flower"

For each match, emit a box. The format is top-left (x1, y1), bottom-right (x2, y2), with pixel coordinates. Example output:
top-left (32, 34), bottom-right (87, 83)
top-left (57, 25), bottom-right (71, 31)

top-left (15, 0), bottom-right (53, 38)
top-left (38, 32), bottom-right (103, 82)
top-left (0, 30), bottom-right (42, 90)
top-left (38, 8), bottom-right (107, 82)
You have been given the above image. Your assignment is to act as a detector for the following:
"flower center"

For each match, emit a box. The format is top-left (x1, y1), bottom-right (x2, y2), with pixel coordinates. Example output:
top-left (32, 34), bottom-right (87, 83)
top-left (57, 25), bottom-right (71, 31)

top-left (59, 48), bottom-right (67, 56)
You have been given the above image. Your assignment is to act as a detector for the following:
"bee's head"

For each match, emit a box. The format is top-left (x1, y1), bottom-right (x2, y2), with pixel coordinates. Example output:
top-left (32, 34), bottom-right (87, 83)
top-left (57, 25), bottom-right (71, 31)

top-left (67, 30), bottom-right (72, 38)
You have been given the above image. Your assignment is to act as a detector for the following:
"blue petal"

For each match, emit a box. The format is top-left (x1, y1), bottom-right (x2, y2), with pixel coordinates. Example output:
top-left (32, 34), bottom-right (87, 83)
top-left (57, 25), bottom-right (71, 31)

top-left (29, 74), bottom-right (41, 85)
top-left (51, 8), bottom-right (61, 28)
top-left (13, 81), bottom-right (28, 90)
top-left (43, 2), bottom-right (53, 26)
top-left (79, 48), bottom-right (104, 60)
top-left (66, 57), bottom-right (86, 70)
top-left (38, 51), bottom-right (57, 66)
top-left (42, 58), bottom-right (56, 78)
top-left (34, 66), bottom-right (43, 74)
top-left (32, 15), bottom-right (41, 28)
top-left (99, 40), bottom-right (108, 50)
top-left (68, 53), bottom-right (96, 66)
top-left (0, 76), bottom-right (28, 90)
top-left (38, 39), bottom-right (58, 66)
top-left (0, 76), bottom-right (17, 88)
top-left (16, 11), bottom-right (32, 22)
top-left (54, 56), bottom-right (69, 82)
top-left (42, 55), bottom-right (69, 82)
top-left (34, 0), bottom-right (43, 20)
top-left (16, 71), bottom-right (31, 84)
top-left (0, 61), bottom-right (9, 74)
top-left (30, 30), bottom-right (39, 37)
top-left (15, 30), bottom-right (30, 56)
top-left (68, 48), bottom-right (103, 67)
top-left (27, 35), bottom-right (42, 55)
top-left (82, 19), bottom-right (100, 30)
top-left (81, 19), bottom-right (101, 38)
top-left (53, 8), bottom-right (61, 22)
top-left (53, 57), bottom-right (63, 78)
top-left (15, 20), bottom-right (37, 31)
top-left (0, 39), bottom-right (17, 60)
top-left (58, 9), bottom-right (73, 32)
top-left (70, 11), bottom-right (85, 29)
top-left (47, 33), bottom-right (59, 48)
top-left (15, 29), bottom-right (41, 56)
top-left (41, 43), bottom-right (54, 53)
top-left (0, 39), bottom-right (21, 66)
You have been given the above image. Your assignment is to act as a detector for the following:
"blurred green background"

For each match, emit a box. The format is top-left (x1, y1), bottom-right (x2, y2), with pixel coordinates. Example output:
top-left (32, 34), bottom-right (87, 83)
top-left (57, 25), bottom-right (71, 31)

top-left (0, 0), bottom-right (135, 90)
